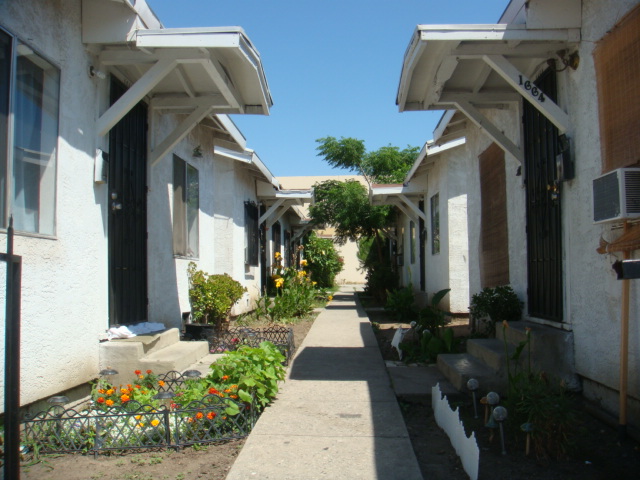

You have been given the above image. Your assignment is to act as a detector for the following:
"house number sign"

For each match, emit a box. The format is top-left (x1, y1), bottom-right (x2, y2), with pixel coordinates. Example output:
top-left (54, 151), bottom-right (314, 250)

top-left (518, 75), bottom-right (545, 103)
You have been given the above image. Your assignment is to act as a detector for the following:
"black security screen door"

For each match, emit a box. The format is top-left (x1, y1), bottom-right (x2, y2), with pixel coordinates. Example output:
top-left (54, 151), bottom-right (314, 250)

top-left (523, 69), bottom-right (563, 322)
top-left (108, 78), bottom-right (148, 326)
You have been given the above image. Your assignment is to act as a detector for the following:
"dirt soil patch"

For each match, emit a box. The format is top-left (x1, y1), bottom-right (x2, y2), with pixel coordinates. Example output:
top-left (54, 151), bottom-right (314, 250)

top-left (19, 317), bottom-right (315, 480)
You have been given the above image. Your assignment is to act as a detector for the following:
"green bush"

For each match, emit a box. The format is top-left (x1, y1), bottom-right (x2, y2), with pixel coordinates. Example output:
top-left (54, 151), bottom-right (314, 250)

top-left (357, 235), bottom-right (398, 301)
top-left (469, 285), bottom-right (522, 335)
top-left (303, 232), bottom-right (343, 288)
top-left (385, 285), bottom-right (417, 322)
top-left (187, 262), bottom-right (246, 323)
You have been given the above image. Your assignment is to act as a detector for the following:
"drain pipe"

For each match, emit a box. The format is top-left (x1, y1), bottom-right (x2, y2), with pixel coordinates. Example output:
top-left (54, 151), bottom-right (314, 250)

top-left (619, 222), bottom-right (631, 441)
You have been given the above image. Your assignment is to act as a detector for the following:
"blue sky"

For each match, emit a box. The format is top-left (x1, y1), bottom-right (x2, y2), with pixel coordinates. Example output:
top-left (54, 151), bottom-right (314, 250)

top-left (149, 0), bottom-right (508, 176)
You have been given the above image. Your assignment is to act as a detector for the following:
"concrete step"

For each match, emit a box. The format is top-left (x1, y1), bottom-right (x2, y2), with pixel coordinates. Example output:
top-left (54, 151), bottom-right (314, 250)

top-left (466, 338), bottom-right (520, 372)
top-left (437, 353), bottom-right (507, 395)
top-left (182, 353), bottom-right (225, 376)
top-left (140, 340), bottom-right (210, 374)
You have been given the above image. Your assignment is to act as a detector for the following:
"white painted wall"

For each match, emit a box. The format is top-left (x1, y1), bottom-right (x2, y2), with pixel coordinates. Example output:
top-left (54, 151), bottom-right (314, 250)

top-left (0, 1), bottom-right (109, 409)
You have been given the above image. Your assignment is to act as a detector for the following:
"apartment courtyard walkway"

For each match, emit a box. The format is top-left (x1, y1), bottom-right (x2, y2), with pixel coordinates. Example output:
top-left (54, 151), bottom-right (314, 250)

top-left (226, 286), bottom-right (423, 480)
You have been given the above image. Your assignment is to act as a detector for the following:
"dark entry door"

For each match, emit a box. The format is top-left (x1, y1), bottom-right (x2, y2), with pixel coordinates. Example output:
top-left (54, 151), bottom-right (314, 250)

top-left (108, 78), bottom-right (148, 326)
top-left (522, 69), bottom-right (563, 322)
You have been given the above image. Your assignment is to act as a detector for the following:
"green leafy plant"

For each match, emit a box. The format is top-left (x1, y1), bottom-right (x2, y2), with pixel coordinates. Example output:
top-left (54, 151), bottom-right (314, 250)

top-left (303, 232), bottom-right (344, 288)
top-left (469, 285), bottom-right (523, 336)
top-left (399, 289), bottom-right (460, 362)
top-left (500, 321), bottom-right (578, 460)
top-left (206, 341), bottom-right (286, 410)
top-left (384, 285), bottom-right (417, 322)
top-left (187, 262), bottom-right (246, 324)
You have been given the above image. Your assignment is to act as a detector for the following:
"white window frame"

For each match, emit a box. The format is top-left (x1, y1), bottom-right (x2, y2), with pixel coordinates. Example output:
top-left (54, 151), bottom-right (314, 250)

top-left (172, 155), bottom-right (199, 258)
top-left (0, 27), bottom-right (60, 235)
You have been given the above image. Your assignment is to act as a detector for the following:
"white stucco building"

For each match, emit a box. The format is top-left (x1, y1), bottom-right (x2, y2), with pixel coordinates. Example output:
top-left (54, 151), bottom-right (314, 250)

top-left (0, 0), bottom-right (310, 412)
top-left (396, 0), bottom-right (640, 429)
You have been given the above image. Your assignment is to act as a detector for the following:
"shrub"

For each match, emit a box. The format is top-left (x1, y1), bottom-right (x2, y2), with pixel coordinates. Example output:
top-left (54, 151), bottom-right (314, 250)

top-left (187, 262), bottom-right (246, 324)
top-left (303, 232), bottom-right (343, 288)
top-left (385, 285), bottom-right (417, 322)
top-left (469, 285), bottom-right (522, 335)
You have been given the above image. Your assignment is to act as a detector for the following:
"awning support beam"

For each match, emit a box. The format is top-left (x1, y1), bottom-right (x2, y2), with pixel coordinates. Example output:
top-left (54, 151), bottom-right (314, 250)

top-left (455, 100), bottom-right (525, 164)
top-left (150, 104), bottom-right (214, 166)
top-left (97, 57), bottom-right (176, 137)
top-left (266, 205), bottom-right (290, 230)
top-left (482, 54), bottom-right (570, 134)
top-left (398, 194), bottom-right (428, 223)
top-left (392, 200), bottom-right (419, 225)
top-left (259, 199), bottom-right (285, 226)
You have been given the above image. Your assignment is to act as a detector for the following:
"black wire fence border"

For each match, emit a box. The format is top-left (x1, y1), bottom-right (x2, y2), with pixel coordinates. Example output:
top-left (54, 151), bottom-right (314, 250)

top-left (22, 393), bottom-right (257, 456)
top-left (185, 325), bottom-right (295, 365)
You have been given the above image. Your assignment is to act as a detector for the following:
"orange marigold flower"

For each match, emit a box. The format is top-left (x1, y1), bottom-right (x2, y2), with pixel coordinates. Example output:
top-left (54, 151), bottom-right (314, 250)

top-left (141, 390), bottom-right (147, 395)
top-left (224, 389), bottom-right (231, 393)
top-left (158, 380), bottom-right (165, 387)
top-left (135, 415), bottom-right (142, 421)
top-left (97, 389), bottom-right (105, 394)
top-left (208, 388), bottom-right (219, 395)
top-left (187, 417), bottom-right (193, 423)
top-left (221, 375), bottom-right (229, 381)
top-left (146, 370), bottom-right (152, 374)
top-left (134, 370), bottom-right (142, 375)
top-left (135, 385), bottom-right (141, 389)
top-left (106, 389), bottom-right (114, 396)
top-left (127, 384), bottom-right (133, 389)
top-left (121, 394), bottom-right (130, 402)
top-left (207, 411), bottom-right (216, 420)
top-left (230, 385), bottom-right (238, 390)
top-left (230, 394), bottom-right (238, 399)
top-left (97, 397), bottom-right (105, 404)
top-left (106, 399), bottom-right (114, 406)
top-left (138, 375), bottom-right (144, 379)
top-left (195, 412), bottom-right (204, 420)
top-left (151, 419), bottom-right (160, 427)
top-left (121, 388), bottom-right (129, 395)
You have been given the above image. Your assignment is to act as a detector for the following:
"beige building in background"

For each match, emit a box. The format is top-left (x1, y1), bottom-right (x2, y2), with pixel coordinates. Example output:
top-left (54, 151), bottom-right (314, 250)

top-left (278, 175), bottom-right (367, 284)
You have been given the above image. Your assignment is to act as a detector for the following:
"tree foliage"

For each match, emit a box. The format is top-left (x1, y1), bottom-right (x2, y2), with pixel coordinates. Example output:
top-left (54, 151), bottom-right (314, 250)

top-left (309, 180), bottom-right (393, 244)
top-left (315, 136), bottom-right (419, 184)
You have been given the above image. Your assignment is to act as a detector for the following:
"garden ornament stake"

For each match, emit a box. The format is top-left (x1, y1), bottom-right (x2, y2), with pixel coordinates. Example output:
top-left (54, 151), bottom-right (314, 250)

top-left (493, 406), bottom-right (508, 455)
top-left (466, 378), bottom-right (479, 419)
top-left (521, 422), bottom-right (534, 456)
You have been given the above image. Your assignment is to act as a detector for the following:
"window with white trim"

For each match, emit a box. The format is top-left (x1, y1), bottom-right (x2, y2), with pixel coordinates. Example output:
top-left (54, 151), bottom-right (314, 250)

top-left (173, 155), bottom-right (199, 257)
top-left (431, 193), bottom-right (440, 255)
top-left (0, 29), bottom-right (59, 235)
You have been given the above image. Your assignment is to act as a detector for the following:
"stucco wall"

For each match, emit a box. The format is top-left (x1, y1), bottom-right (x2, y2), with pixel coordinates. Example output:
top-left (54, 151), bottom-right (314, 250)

top-left (460, 0), bottom-right (640, 420)
top-left (564, 0), bottom-right (640, 412)
top-left (0, 1), bottom-right (109, 409)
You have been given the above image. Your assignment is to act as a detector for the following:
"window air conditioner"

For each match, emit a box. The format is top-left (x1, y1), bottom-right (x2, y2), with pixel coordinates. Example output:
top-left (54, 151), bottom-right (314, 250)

top-left (593, 168), bottom-right (640, 223)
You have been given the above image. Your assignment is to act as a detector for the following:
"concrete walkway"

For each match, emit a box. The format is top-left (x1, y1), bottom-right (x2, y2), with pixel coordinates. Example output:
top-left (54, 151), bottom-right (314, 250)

top-left (226, 286), bottom-right (423, 480)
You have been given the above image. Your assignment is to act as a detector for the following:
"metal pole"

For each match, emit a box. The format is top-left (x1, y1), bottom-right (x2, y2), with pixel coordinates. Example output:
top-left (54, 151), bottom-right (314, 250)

top-left (4, 217), bottom-right (22, 479)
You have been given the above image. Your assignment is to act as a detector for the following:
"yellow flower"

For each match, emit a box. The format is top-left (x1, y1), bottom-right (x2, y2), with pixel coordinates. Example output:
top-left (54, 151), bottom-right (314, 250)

top-left (274, 252), bottom-right (282, 259)
top-left (151, 419), bottom-right (160, 427)
top-left (312, 281), bottom-right (317, 286)
top-left (328, 295), bottom-right (333, 301)
top-left (300, 259), bottom-right (308, 267)
top-left (275, 277), bottom-right (284, 288)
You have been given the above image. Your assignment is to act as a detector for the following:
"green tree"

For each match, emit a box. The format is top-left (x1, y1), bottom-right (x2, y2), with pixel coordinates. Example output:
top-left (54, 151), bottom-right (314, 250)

top-left (311, 137), bottom-right (419, 299)
top-left (303, 231), bottom-right (344, 288)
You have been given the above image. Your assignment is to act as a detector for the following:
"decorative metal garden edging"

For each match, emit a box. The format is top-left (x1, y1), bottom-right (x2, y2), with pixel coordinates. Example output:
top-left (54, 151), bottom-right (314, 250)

top-left (22, 394), bottom-right (256, 455)
top-left (185, 326), bottom-right (295, 365)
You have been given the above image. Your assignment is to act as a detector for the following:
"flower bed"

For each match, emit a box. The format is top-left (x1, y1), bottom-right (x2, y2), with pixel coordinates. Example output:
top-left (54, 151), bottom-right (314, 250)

top-left (22, 341), bottom-right (286, 456)
top-left (22, 395), bottom-right (254, 455)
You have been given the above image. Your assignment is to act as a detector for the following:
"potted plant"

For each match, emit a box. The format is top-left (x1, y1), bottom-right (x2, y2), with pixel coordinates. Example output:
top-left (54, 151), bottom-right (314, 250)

top-left (186, 262), bottom-right (246, 339)
top-left (469, 285), bottom-right (523, 336)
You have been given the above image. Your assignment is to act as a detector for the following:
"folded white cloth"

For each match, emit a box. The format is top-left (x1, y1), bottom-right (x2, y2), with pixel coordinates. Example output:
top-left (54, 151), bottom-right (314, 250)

top-left (107, 325), bottom-right (136, 340)
top-left (107, 322), bottom-right (166, 339)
